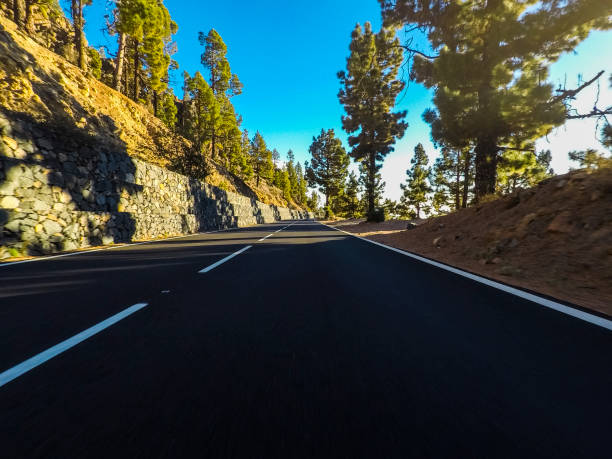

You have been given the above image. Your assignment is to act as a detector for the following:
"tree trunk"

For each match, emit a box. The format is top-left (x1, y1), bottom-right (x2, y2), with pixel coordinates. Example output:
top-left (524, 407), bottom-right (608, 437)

top-left (132, 39), bottom-right (139, 101)
top-left (153, 90), bottom-right (158, 117)
top-left (367, 153), bottom-right (376, 216)
top-left (454, 151), bottom-right (461, 210)
top-left (76, 1), bottom-right (85, 70)
top-left (113, 32), bottom-right (126, 92)
top-left (13, 0), bottom-right (22, 27)
top-left (24, 0), bottom-right (34, 34)
top-left (462, 150), bottom-right (470, 208)
top-left (474, 136), bottom-right (498, 200)
top-left (211, 125), bottom-right (216, 159)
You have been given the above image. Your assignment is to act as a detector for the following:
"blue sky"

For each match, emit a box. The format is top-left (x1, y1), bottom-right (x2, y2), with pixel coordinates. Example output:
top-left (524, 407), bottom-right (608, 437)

top-left (82, 1), bottom-right (611, 201)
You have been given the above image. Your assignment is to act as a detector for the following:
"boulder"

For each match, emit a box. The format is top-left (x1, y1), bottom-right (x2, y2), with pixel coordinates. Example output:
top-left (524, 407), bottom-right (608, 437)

top-left (0, 195), bottom-right (20, 209)
top-left (42, 219), bottom-right (62, 235)
top-left (547, 211), bottom-right (573, 234)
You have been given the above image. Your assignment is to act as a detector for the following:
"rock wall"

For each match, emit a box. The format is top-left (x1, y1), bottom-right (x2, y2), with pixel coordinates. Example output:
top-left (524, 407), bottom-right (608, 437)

top-left (0, 113), bottom-right (311, 259)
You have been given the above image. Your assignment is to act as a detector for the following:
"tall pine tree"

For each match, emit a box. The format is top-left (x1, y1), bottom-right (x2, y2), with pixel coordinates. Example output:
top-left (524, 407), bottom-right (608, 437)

top-left (400, 143), bottom-right (431, 219)
top-left (305, 129), bottom-right (350, 207)
top-left (199, 29), bottom-right (243, 160)
top-left (338, 22), bottom-right (407, 219)
top-left (380, 0), bottom-right (612, 199)
top-left (251, 131), bottom-right (273, 186)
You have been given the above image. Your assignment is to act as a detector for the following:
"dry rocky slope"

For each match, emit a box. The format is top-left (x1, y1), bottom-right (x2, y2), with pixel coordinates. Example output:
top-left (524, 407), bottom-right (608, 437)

top-left (0, 14), bottom-right (310, 259)
top-left (0, 13), bottom-right (296, 207)
top-left (332, 167), bottom-right (612, 317)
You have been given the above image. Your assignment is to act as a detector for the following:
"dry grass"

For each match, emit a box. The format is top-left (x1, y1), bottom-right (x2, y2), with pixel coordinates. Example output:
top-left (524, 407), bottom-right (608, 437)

top-left (0, 14), bottom-right (299, 208)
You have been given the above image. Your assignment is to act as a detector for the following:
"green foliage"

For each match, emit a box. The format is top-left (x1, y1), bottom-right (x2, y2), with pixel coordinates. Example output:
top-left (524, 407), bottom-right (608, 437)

top-left (381, 0), bottom-right (612, 198)
top-left (237, 129), bottom-right (254, 179)
top-left (342, 171), bottom-right (362, 218)
top-left (382, 198), bottom-right (398, 219)
top-left (182, 70), bottom-right (216, 155)
top-left (295, 162), bottom-right (308, 206)
top-left (113, 0), bottom-right (177, 100)
top-left (602, 75), bottom-right (612, 149)
top-left (273, 167), bottom-right (292, 201)
top-left (198, 29), bottom-right (243, 160)
top-left (338, 22), bottom-right (407, 215)
top-left (430, 147), bottom-right (472, 213)
top-left (399, 143), bottom-right (431, 219)
top-left (367, 207), bottom-right (387, 223)
top-left (305, 129), bottom-right (350, 206)
top-left (602, 124), bottom-right (612, 151)
top-left (357, 161), bottom-right (385, 210)
top-left (157, 89), bottom-right (178, 129)
top-left (251, 131), bottom-right (273, 186)
top-left (87, 47), bottom-right (102, 80)
top-left (497, 149), bottom-right (553, 193)
top-left (568, 149), bottom-right (611, 170)
top-left (307, 191), bottom-right (320, 212)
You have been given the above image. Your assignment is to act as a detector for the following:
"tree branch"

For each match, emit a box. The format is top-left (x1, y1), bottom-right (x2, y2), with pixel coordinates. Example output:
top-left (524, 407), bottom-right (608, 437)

top-left (497, 146), bottom-right (535, 153)
top-left (566, 108), bottom-right (612, 120)
top-left (553, 70), bottom-right (604, 102)
top-left (395, 45), bottom-right (439, 60)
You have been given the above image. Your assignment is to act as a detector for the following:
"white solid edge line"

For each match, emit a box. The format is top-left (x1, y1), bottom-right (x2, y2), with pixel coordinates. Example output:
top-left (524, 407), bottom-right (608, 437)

top-left (0, 302), bottom-right (149, 388)
top-left (198, 245), bottom-right (253, 273)
top-left (319, 222), bottom-right (612, 331)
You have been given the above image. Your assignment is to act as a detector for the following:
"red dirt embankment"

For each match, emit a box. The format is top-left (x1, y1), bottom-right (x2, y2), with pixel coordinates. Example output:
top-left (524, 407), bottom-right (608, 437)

top-left (332, 167), bottom-right (612, 317)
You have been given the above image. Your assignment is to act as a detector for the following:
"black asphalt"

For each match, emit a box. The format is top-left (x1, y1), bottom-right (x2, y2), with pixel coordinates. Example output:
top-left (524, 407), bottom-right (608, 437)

top-left (1, 221), bottom-right (610, 458)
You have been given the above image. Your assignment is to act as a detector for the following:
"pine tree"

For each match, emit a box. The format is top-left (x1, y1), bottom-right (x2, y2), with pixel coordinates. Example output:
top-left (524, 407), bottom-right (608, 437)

top-left (183, 71), bottom-right (216, 156)
top-left (338, 22), bottom-right (407, 219)
top-left (497, 149), bottom-right (553, 193)
top-left (199, 29), bottom-right (243, 160)
top-left (87, 47), bottom-right (102, 79)
top-left (400, 143), bottom-right (431, 219)
top-left (251, 131), bottom-right (273, 186)
top-left (342, 171), bottom-right (361, 218)
top-left (295, 162), bottom-right (308, 206)
top-left (305, 129), bottom-right (350, 207)
top-left (430, 147), bottom-right (473, 213)
top-left (381, 0), bottom-right (612, 199)
top-left (71, 0), bottom-right (92, 70)
top-left (111, 0), bottom-right (176, 101)
top-left (239, 129), bottom-right (254, 179)
top-left (602, 75), bottom-right (612, 150)
top-left (285, 150), bottom-right (299, 202)
top-left (307, 191), bottom-right (320, 212)
top-left (568, 149), bottom-right (610, 170)
top-left (382, 199), bottom-right (398, 219)
top-left (357, 161), bottom-right (385, 211)
top-left (157, 89), bottom-right (178, 129)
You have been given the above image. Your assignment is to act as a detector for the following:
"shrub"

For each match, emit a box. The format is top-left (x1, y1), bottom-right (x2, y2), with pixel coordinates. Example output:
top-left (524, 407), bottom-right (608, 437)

top-left (367, 207), bottom-right (386, 222)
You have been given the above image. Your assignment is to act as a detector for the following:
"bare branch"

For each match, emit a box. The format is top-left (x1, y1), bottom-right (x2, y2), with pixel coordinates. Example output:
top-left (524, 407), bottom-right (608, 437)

top-left (497, 146), bottom-right (535, 153)
top-left (395, 45), bottom-right (439, 60)
top-left (566, 108), bottom-right (612, 120)
top-left (553, 70), bottom-right (604, 102)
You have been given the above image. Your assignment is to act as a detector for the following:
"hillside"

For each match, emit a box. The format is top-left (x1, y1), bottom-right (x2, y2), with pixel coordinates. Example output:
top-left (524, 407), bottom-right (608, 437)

top-left (332, 167), bottom-right (612, 316)
top-left (0, 13), bottom-right (297, 209)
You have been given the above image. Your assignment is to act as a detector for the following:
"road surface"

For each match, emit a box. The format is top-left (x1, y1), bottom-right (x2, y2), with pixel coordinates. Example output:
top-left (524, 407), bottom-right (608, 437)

top-left (1, 220), bottom-right (610, 458)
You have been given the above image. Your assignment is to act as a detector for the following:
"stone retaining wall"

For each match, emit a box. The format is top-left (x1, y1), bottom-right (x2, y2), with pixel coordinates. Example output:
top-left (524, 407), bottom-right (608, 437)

top-left (0, 113), bottom-right (311, 258)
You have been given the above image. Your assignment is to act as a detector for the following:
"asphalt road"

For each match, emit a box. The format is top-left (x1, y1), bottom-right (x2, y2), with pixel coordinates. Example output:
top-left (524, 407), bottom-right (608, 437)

top-left (1, 220), bottom-right (610, 458)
